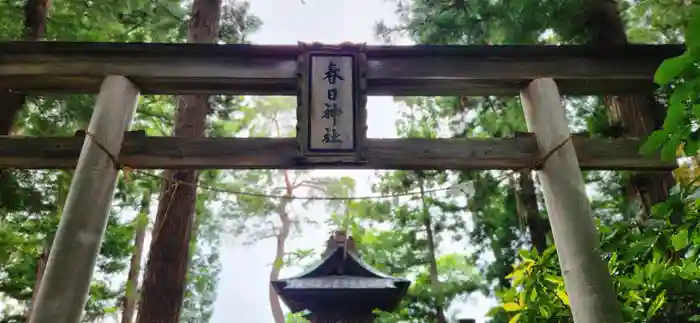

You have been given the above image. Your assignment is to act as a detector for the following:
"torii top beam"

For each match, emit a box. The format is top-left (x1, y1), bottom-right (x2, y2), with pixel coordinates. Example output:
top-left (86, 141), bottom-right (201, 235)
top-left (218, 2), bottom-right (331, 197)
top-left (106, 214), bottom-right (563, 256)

top-left (0, 41), bottom-right (684, 96)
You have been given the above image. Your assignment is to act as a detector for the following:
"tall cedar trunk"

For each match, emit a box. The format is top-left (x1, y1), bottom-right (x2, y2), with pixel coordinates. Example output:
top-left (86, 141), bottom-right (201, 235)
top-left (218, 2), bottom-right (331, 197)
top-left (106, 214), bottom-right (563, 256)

top-left (135, 1), bottom-right (222, 322)
top-left (269, 171), bottom-right (293, 323)
top-left (517, 170), bottom-right (550, 253)
top-left (418, 177), bottom-right (447, 323)
top-left (0, 0), bottom-right (51, 135)
top-left (584, 0), bottom-right (675, 221)
top-left (121, 193), bottom-right (150, 323)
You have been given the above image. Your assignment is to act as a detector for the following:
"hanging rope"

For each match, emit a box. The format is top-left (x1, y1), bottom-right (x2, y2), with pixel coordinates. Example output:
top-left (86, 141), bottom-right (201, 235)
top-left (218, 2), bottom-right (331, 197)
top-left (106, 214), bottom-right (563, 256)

top-left (81, 131), bottom-right (572, 201)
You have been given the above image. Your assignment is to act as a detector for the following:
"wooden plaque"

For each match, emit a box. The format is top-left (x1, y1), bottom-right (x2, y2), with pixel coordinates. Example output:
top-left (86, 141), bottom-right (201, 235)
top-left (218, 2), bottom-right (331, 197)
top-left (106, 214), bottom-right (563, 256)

top-left (296, 42), bottom-right (367, 164)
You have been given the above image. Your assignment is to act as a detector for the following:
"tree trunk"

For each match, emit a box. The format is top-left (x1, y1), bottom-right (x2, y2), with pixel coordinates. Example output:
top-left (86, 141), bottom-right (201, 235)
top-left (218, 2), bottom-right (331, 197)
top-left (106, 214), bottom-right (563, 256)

top-left (135, 1), bottom-right (222, 322)
top-left (517, 170), bottom-right (550, 253)
top-left (584, 0), bottom-right (675, 221)
top-left (418, 177), bottom-right (447, 323)
top-left (0, 0), bottom-right (51, 135)
top-left (268, 215), bottom-right (290, 323)
top-left (121, 192), bottom-right (150, 323)
top-left (25, 243), bottom-right (49, 320)
top-left (268, 171), bottom-right (294, 323)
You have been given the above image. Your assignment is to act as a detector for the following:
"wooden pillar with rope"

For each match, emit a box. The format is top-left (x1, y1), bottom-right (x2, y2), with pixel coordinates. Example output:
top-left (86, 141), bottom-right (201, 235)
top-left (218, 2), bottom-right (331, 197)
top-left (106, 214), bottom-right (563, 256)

top-left (519, 78), bottom-right (623, 323)
top-left (28, 75), bottom-right (140, 323)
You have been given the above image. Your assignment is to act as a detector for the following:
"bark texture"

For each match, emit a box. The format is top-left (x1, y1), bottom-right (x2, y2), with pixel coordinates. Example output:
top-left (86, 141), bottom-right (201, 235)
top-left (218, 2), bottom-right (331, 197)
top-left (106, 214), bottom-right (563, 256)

top-left (517, 170), bottom-right (550, 253)
top-left (135, 1), bottom-right (222, 322)
top-left (584, 0), bottom-right (675, 221)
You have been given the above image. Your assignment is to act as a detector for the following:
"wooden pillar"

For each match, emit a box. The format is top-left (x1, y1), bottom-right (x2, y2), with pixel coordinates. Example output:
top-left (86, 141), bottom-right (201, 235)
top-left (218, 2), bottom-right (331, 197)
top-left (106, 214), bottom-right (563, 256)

top-left (519, 78), bottom-right (623, 323)
top-left (29, 75), bottom-right (140, 323)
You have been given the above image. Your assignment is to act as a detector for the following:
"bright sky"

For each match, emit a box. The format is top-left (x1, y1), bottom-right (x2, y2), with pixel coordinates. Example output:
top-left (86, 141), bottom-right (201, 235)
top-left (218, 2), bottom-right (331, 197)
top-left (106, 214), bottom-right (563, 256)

top-left (210, 0), bottom-right (496, 322)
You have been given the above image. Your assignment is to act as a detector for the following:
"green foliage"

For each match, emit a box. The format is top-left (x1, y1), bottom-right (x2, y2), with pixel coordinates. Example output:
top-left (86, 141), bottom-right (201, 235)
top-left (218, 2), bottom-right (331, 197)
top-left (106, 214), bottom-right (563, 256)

top-left (487, 247), bottom-right (571, 323)
top-left (641, 6), bottom-right (700, 161)
top-left (496, 39), bottom-right (700, 317)
top-left (490, 189), bottom-right (700, 323)
top-left (284, 311), bottom-right (310, 323)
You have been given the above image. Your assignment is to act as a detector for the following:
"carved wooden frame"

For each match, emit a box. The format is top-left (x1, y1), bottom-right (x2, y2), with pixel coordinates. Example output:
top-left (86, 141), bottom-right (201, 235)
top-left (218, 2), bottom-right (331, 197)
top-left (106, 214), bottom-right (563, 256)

top-left (296, 42), bottom-right (368, 165)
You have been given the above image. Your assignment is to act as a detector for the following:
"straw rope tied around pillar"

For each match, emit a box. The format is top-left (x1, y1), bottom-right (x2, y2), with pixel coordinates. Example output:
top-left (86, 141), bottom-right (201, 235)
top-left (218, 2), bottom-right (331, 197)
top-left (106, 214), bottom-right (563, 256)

top-left (530, 136), bottom-right (572, 169)
top-left (84, 130), bottom-right (182, 246)
top-left (82, 131), bottom-right (572, 200)
top-left (491, 135), bottom-right (573, 182)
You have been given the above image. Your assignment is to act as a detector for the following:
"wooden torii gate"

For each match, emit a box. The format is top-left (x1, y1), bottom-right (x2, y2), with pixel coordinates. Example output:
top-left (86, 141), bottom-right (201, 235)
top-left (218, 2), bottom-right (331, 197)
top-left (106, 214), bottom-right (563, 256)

top-left (0, 41), bottom-right (683, 323)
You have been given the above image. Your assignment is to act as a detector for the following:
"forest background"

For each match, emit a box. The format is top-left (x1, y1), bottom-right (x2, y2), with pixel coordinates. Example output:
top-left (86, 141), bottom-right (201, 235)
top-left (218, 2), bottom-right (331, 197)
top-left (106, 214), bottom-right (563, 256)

top-left (0, 0), bottom-right (699, 323)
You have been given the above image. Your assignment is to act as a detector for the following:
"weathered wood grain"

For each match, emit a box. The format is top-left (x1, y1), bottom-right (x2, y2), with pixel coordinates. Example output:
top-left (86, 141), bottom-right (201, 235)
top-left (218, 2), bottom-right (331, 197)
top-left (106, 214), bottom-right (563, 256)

top-left (29, 76), bottom-right (140, 323)
top-left (0, 133), bottom-right (676, 170)
top-left (0, 42), bottom-right (684, 96)
top-left (521, 79), bottom-right (624, 322)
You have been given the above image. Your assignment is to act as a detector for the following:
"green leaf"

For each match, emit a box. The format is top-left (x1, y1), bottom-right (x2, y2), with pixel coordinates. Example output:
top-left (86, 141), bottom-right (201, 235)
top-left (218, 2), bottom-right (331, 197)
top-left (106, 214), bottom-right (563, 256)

top-left (684, 139), bottom-right (699, 157)
top-left (646, 290), bottom-right (667, 319)
top-left (693, 104), bottom-right (700, 120)
top-left (686, 6), bottom-right (700, 52)
top-left (529, 287), bottom-right (538, 302)
top-left (654, 52), bottom-right (693, 85)
top-left (502, 302), bottom-right (522, 312)
top-left (544, 275), bottom-right (563, 285)
top-left (509, 313), bottom-right (522, 323)
top-left (661, 142), bottom-right (679, 161)
top-left (672, 230), bottom-right (689, 251)
top-left (663, 83), bottom-right (691, 132)
top-left (681, 260), bottom-right (700, 279)
top-left (661, 131), bottom-right (683, 161)
top-left (518, 291), bottom-right (526, 307)
top-left (541, 245), bottom-right (556, 260)
top-left (556, 289), bottom-right (570, 306)
top-left (506, 268), bottom-right (523, 279)
top-left (640, 130), bottom-right (669, 155)
top-left (652, 200), bottom-right (673, 218)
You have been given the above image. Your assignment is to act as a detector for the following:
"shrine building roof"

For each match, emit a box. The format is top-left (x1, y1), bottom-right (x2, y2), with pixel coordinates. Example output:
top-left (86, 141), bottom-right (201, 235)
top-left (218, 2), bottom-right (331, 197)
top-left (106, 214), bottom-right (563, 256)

top-left (271, 231), bottom-right (410, 313)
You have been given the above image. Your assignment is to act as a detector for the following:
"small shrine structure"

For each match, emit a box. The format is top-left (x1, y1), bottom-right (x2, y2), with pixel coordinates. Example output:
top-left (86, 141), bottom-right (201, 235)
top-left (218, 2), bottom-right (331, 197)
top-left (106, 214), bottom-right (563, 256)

top-left (271, 231), bottom-right (410, 322)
